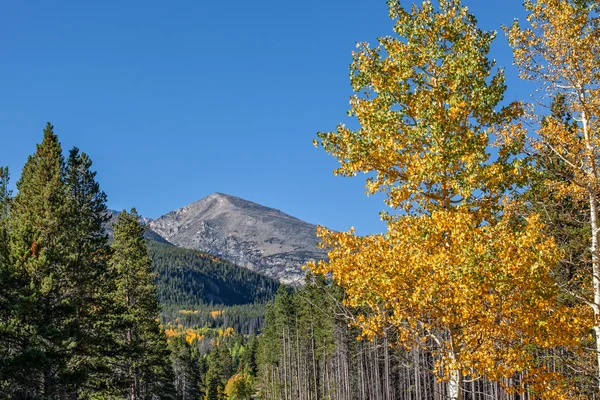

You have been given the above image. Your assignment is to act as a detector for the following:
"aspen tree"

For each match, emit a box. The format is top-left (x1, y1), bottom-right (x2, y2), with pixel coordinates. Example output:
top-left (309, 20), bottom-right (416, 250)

top-left (507, 0), bottom-right (600, 389)
top-left (309, 1), bottom-right (585, 398)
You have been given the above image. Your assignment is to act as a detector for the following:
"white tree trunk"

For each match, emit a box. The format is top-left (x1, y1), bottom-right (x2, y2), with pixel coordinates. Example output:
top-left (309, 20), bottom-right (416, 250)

top-left (447, 368), bottom-right (462, 400)
top-left (581, 101), bottom-right (600, 390)
top-left (589, 191), bottom-right (600, 391)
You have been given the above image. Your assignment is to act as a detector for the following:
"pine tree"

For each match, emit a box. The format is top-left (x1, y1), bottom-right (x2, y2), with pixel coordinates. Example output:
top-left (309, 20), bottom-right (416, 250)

top-left (0, 165), bottom-right (10, 272)
top-left (169, 335), bottom-right (200, 400)
top-left (0, 166), bottom-right (9, 219)
top-left (109, 209), bottom-right (175, 399)
top-left (7, 123), bottom-right (74, 397)
top-left (239, 336), bottom-right (258, 377)
top-left (203, 366), bottom-right (222, 400)
top-left (63, 147), bottom-right (117, 397)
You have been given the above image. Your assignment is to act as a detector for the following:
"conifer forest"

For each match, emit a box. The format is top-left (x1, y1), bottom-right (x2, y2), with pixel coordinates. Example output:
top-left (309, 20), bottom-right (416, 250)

top-left (2, 0), bottom-right (600, 399)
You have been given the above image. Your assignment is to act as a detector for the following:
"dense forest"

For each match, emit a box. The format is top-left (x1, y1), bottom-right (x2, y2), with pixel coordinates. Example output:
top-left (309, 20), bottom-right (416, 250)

top-left (150, 241), bottom-right (278, 308)
top-left (150, 241), bottom-right (279, 335)
top-left (3, 0), bottom-right (600, 399)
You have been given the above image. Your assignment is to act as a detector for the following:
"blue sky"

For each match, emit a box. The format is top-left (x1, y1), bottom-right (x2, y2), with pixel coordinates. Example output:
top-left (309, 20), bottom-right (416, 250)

top-left (1, 0), bottom-right (529, 235)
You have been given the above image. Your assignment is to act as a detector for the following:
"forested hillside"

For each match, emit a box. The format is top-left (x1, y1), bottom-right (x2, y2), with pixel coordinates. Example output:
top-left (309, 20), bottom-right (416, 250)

top-left (150, 241), bottom-right (279, 335)
top-left (150, 241), bottom-right (279, 308)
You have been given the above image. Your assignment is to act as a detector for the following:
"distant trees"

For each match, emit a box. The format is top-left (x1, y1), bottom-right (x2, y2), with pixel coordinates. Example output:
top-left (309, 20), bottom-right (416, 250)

top-left (149, 241), bottom-right (279, 309)
top-left (169, 335), bottom-right (201, 400)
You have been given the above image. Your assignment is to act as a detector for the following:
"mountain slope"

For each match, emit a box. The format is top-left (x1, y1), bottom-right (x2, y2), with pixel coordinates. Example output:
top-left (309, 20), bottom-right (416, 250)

top-left (148, 193), bottom-right (327, 283)
top-left (105, 208), bottom-right (279, 306)
top-left (149, 241), bottom-right (279, 307)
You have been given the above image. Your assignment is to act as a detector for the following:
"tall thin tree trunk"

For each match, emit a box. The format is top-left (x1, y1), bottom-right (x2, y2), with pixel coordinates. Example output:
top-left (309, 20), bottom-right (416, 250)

top-left (590, 190), bottom-right (600, 391)
top-left (296, 317), bottom-right (302, 400)
top-left (311, 318), bottom-right (320, 400)
top-left (447, 366), bottom-right (462, 400)
top-left (582, 99), bottom-right (600, 391)
top-left (283, 328), bottom-right (289, 400)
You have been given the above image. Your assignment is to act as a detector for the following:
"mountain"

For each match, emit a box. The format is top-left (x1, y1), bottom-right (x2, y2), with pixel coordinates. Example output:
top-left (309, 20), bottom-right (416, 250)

top-left (105, 209), bottom-right (279, 309)
top-left (148, 193), bottom-right (327, 284)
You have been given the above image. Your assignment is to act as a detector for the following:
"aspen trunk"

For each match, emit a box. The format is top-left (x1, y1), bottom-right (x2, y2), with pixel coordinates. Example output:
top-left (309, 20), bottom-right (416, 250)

top-left (582, 101), bottom-right (600, 391)
top-left (590, 191), bottom-right (600, 391)
top-left (447, 368), bottom-right (462, 400)
top-left (283, 327), bottom-right (289, 400)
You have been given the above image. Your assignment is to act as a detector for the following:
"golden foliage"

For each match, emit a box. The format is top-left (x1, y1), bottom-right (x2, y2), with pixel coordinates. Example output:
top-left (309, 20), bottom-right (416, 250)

top-left (179, 309), bottom-right (201, 315)
top-left (309, 211), bottom-right (588, 396)
top-left (507, 0), bottom-right (600, 391)
top-left (309, 0), bottom-right (589, 397)
top-left (163, 325), bottom-right (205, 344)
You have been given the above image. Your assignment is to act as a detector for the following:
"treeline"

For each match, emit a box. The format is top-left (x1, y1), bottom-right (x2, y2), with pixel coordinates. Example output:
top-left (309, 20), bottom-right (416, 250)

top-left (0, 124), bottom-right (174, 398)
top-left (162, 304), bottom-right (267, 336)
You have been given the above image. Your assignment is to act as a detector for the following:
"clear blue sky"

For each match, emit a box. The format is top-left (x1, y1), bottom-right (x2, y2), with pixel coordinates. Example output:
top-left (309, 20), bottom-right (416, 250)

top-left (1, 0), bottom-right (528, 235)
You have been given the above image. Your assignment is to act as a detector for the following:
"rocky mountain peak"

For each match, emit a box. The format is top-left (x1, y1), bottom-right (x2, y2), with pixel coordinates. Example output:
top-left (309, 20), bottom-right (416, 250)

top-left (148, 193), bottom-right (327, 284)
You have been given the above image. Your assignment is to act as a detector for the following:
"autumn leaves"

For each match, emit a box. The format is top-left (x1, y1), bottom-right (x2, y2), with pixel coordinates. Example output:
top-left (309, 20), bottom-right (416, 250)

top-left (308, 0), bottom-right (599, 398)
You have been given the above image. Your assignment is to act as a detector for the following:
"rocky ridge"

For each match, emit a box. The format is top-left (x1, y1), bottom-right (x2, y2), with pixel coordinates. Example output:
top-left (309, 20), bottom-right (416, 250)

top-left (148, 193), bottom-right (327, 284)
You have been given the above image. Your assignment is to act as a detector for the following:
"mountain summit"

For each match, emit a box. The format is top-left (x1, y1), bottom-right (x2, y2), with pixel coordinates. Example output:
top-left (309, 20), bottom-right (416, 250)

top-left (148, 193), bottom-right (327, 284)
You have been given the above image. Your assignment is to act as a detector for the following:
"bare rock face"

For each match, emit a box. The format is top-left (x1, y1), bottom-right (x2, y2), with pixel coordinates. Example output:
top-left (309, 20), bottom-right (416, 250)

top-left (148, 193), bottom-right (327, 284)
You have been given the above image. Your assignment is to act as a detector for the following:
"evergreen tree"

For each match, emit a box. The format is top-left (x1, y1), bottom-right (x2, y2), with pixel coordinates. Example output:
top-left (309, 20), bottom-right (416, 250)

top-left (0, 166), bottom-right (9, 220)
top-left (63, 147), bottom-right (117, 397)
top-left (109, 209), bottom-right (174, 399)
top-left (203, 367), bottom-right (221, 400)
top-left (0, 165), bottom-right (10, 275)
top-left (169, 335), bottom-right (200, 400)
top-left (239, 336), bottom-right (258, 377)
top-left (7, 123), bottom-right (73, 397)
